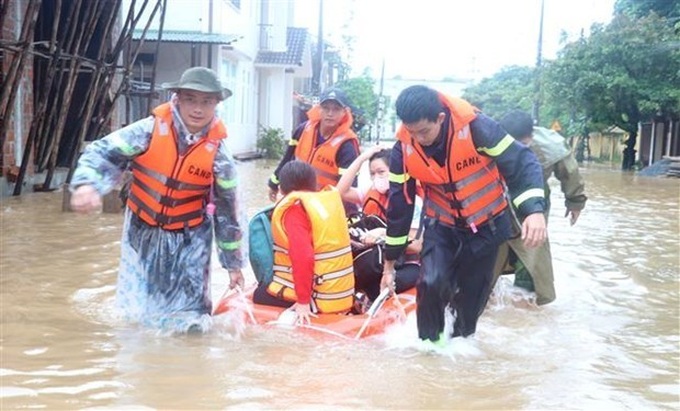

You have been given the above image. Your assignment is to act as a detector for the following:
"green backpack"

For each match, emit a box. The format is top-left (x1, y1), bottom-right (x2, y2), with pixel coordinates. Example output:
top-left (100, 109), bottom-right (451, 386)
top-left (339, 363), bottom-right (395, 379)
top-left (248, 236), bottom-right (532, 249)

top-left (248, 204), bottom-right (276, 285)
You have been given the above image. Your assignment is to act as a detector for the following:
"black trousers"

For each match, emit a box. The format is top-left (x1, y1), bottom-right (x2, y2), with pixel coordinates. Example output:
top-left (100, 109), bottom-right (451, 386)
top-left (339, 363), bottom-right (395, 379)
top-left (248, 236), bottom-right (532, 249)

top-left (252, 282), bottom-right (294, 308)
top-left (355, 259), bottom-right (420, 301)
top-left (416, 221), bottom-right (501, 341)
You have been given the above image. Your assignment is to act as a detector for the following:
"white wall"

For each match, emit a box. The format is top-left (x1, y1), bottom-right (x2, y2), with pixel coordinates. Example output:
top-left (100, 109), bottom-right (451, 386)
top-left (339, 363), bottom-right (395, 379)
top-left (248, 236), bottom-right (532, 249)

top-left (122, 0), bottom-right (305, 155)
top-left (218, 52), bottom-right (259, 155)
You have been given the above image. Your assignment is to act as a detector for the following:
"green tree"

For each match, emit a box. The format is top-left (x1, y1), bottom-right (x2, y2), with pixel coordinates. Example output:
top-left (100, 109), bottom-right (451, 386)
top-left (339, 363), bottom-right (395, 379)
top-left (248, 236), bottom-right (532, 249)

top-left (335, 72), bottom-right (379, 138)
top-left (614, 0), bottom-right (680, 20)
top-left (461, 66), bottom-right (535, 120)
top-left (544, 14), bottom-right (680, 169)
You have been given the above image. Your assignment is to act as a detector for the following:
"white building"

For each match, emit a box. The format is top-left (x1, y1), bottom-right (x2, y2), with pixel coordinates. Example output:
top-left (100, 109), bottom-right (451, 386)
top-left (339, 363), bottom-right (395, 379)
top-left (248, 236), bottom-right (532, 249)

top-left (124, 0), bottom-right (313, 155)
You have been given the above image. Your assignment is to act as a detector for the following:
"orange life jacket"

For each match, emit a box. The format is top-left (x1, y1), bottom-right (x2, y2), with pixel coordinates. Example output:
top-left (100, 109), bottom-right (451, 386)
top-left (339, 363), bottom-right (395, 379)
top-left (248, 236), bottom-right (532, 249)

top-left (294, 106), bottom-right (359, 188)
top-left (127, 102), bottom-right (227, 230)
top-left (268, 187), bottom-right (355, 314)
top-left (362, 188), bottom-right (388, 219)
top-left (362, 188), bottom-right (420, 264)
top-left (396, 95), bottom-right (507, 232)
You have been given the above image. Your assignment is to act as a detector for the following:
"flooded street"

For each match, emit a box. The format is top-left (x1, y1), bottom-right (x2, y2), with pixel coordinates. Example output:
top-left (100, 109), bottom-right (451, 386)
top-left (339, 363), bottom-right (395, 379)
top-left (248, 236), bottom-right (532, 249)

top-left (1, 161), bottom-right (678, 410)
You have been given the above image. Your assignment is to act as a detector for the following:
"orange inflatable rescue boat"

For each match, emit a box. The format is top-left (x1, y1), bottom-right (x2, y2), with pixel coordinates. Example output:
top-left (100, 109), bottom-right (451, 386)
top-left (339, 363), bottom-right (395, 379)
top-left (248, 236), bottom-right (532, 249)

top-left (213, 286), bottom-right (417, 340)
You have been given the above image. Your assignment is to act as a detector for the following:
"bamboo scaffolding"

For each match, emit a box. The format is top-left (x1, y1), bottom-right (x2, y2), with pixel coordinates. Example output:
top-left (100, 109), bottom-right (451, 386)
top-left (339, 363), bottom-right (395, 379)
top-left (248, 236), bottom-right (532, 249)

top-left (35, 0), bottom-right (77, 172)
top-left (0, 0), bottom-right (41, 151)
top-left (65, 0), bottom-right (124, 182)
top-left (42, 0), bottom-right (103, 189)
top-left (146, 0), bottom-right (167, 114)
top-left (14, 0), bottom-right (83, 195)
top-left (4, 0), bottom-right (163, 195)
top-left (64, 0), bottom-right (163, 185)
top-left (13, 0), bottom-right (63, 193)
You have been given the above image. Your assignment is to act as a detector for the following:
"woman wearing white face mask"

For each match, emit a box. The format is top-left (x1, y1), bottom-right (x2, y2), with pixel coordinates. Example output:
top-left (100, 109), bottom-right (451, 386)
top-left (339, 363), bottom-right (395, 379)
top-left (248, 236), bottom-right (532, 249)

top-left (337, 145), bottom-right (423, 301)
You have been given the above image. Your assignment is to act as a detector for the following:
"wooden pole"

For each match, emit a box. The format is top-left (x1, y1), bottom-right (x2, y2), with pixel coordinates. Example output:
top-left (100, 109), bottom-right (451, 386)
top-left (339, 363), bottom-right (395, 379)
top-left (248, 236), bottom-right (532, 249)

top-left (65, 0), bottom-right (124, 183)
top-left (146, 0), bottom-right (167, 114)
top-left (0, 0), bottom-right (41, 152)
top-left (43, 0), bottom-right (103, 189)
top-left (35, 0), bottom-right (81, 171)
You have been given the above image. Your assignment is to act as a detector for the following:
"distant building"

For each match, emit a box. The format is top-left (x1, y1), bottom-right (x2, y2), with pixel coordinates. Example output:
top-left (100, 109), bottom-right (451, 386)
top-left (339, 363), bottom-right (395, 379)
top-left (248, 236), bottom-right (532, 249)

top-left (587, 127), bottom-right (627, 165)
top-left (638, 118), bottom-right (680, 167)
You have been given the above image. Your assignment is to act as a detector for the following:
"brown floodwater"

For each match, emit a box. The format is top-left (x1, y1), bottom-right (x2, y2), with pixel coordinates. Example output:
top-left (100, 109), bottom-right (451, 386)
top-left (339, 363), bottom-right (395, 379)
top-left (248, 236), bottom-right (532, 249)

top-left (1, 161), bottom-right (678, 410)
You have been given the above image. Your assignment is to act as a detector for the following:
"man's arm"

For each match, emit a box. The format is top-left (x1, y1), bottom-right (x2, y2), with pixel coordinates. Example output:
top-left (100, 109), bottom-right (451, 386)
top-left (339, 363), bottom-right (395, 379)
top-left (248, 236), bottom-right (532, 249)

top-left (71, 117), bottom-right (154, 195)
top-left (213, 142), bottom-right (246, 287)
top-left (70, 118), bottom-right (154, 213)
top-left (283, 203), bottom-right (315, 305)
top-left (553, 154), bottom-right (587, 224)
top-left (471, 113), bottom-right (546, 247)
top-left (471, 113), bottom-right (546, 217)
top-left (268, 123), bottom-right (306, 194)
top-left (384, 141), bottom-right (416, 261)
top-left (337, 145), bottom-right (383, 204)
top-left (335, 139), bottom-right (361, 189)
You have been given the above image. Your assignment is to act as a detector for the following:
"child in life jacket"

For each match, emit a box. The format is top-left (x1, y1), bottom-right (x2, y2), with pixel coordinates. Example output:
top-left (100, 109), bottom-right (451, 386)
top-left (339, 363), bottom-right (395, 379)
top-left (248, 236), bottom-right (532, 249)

top-left (252, 161), bottom-right (355, 324)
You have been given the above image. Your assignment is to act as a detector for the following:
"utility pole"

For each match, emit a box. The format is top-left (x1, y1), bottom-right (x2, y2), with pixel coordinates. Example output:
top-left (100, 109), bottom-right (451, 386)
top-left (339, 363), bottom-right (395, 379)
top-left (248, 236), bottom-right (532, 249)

top-left (207, 0), bottom-right (213, 68)
top-left (532, 0), bottom-right (545, 125)
top-left (312, 0), bottom-right (324, 96)
top-left (376, 58), bottom-right (385, 144)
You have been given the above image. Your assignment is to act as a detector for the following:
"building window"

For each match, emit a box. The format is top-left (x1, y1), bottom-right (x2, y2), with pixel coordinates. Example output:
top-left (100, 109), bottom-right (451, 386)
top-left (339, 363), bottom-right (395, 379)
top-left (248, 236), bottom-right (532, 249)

top-left (220, 59), bottom-right (238, 123)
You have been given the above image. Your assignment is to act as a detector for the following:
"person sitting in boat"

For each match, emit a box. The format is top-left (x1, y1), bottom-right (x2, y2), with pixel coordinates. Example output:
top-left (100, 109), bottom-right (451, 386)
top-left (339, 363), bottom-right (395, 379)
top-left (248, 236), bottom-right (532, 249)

top-left (336, 145), bottom-right (422, 301)
top-left (252, 161), bottom-right (356, 324)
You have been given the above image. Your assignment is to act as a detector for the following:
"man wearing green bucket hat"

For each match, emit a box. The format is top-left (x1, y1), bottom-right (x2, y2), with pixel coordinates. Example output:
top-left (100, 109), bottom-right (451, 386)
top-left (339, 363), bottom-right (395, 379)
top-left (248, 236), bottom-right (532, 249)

top-left (70, 66), bottom-right (245, 333)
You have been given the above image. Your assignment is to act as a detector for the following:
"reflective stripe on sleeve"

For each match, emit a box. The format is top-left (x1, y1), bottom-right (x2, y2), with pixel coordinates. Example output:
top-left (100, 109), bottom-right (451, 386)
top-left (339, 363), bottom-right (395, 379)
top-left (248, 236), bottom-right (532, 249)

top-left (385, 235), bottom-right (408, 246)
top-left (288, 139), bottom-right (298, 146)
top-left (217, 240), bottom-right (241, 251)
top-left (477, 134), bottom-right (515, 157)
top-left (110, 133), bottom-right (137, 156)
top-left (270, 174), bottom-right (279, 185)
top-left (513, 188), bottom-right (545, 208)
top-left (216, 177), bottom-right (237, 190)
top-left (389, 172), bottom-right (409, 184)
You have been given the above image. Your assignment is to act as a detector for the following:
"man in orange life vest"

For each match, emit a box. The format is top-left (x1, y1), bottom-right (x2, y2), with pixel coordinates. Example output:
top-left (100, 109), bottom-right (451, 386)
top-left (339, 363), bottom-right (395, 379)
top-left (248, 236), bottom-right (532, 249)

top-left (70, 67), bottom-right (245, 333)
top-left (381, 85), bottom-right (547, 342)
top-left (254, 161), bottom-right (355, 323)
top-left (267, 88), bottom-right (360, 214)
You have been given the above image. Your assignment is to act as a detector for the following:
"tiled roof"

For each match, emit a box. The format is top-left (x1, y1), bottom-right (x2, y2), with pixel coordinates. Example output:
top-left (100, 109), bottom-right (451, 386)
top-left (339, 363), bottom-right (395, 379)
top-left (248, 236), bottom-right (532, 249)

top-left (255, 27), bottom-right (309, 66)
top-left (132, 29), bottom-right (240, 45)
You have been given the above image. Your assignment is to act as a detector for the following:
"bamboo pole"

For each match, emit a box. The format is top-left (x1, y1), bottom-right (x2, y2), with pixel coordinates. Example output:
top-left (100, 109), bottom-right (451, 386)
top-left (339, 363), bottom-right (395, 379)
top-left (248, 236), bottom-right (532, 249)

top-left (146, 0), bottom-right (167, 114)
top-left (12, 0), bottom-right (164, 195)
top-left (43, 0), bottom-right (102, 189)
top-left (32, 0), bottom-right (67, 173)
top-left (65, 0), bottom-right (124, 184)
top-left (107, 0), bottom-right (161, 117)
top-left (35, 0), bottom-right (81, 171)
top-left (66, 0), bottom-right (160, 184)
top-left (15, 0), bottom-right (63, 192)
top-left (0, 0), bottom-right (41, 153)
top-left (0, 1), bottom-right (9, 45)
